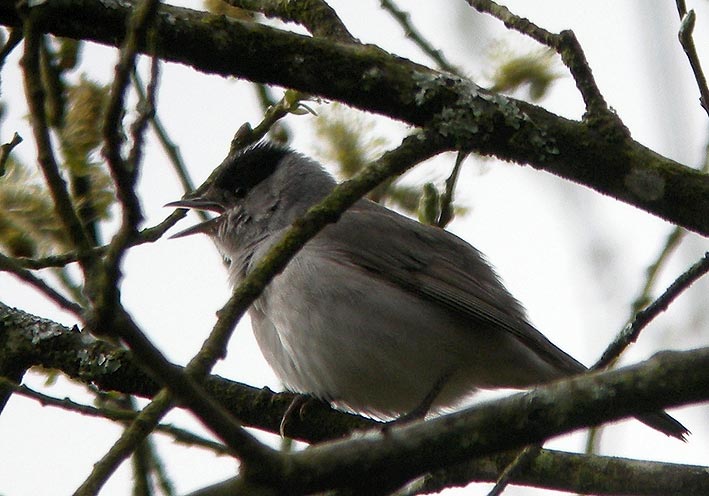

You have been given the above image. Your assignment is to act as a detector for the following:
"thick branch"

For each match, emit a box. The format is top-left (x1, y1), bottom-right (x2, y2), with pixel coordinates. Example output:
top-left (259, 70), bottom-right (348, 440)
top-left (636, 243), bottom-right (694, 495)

top-left (268, 348), bottom-right (709, 494)
top-left (0, 0), bottom-right (706, 234)
top-left (2, 301), bottom-right (708, 495)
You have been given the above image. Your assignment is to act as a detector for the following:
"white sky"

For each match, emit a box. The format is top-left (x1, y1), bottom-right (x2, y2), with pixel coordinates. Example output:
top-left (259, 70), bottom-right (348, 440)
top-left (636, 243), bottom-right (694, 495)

top-left (0, 1), bottom-right (708, 495)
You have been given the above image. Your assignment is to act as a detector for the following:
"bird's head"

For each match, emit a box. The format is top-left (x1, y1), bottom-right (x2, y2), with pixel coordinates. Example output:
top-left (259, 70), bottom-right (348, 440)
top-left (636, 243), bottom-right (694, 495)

top-left (166, 142), bottom-right (336, 249)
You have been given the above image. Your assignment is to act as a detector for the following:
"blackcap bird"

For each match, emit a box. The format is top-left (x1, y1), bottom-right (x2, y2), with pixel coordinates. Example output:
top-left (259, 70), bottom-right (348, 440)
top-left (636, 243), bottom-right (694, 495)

top-left (167, 142), bottom-right (687, 438)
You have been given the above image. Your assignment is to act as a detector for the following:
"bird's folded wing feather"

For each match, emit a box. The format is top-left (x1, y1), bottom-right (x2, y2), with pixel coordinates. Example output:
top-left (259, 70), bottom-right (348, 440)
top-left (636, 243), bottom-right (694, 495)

top-left (315, 200), bottom-right (584, 374)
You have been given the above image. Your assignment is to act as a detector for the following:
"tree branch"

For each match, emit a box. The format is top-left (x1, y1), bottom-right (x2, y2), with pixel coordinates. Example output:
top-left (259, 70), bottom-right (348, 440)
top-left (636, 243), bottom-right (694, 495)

top-left (2, 301), bottom-right (708, 495)
top-left (466, 0), bottom-right (608, 115)
top-left (1, 0), bottom-right (706, 233)
top-left (0, 300), bottom-right (373, 440)
top-left (0, 132), bottom-right (22, 176)
top-left (251, 347), bottom-right (709, 495)
top-left (596, 251), bottom-right (709, 369)
top-left (221, 0), bottom-right (357, 43)
top-left (675, 3), bottom-right (709, 116)
top-left (0, 252), bottom-right (83, 315)
top-left (19, 6), bottom-right (97, 273)
top-left (414, 448), bottom-right (709, 496)
top-left (0, 376), bottom-right (229, 455)
top-left (380, 0), bottom-right (459, 74)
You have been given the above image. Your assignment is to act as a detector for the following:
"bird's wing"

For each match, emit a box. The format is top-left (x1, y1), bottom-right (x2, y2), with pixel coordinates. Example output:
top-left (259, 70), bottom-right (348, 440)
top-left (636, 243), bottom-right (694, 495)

top-left (313, 199), bottom-right (585, 375)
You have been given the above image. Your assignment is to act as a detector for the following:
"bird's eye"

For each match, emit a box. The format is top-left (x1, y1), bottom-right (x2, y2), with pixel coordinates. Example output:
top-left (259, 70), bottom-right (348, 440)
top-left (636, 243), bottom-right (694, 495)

top-left (234, 187), bottom-right (245, 198)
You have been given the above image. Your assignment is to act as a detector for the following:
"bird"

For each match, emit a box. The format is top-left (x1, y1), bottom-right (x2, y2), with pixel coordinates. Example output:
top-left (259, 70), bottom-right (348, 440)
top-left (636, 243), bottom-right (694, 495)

top-left (166, 141), bottom-right (687, 439)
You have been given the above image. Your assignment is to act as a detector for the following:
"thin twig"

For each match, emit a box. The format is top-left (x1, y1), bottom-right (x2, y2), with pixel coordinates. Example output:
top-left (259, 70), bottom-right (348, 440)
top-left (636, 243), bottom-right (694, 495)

top-left (0, 252), bottom-right (83, 316)
top-left (0, 377), bottom-right (230, 455)
top-left (254, 83), bottom-right (279, 114)
top-left (0, 27), bottom-right (22, 69)
top-left (131, 425), bottom-right (152, 496)
top-left (126, 46), bottom-right (160, 178)
top-left (131, 70), bottom-right (204, 200)
top-left (145, 441), bottom-right (177, 496)
top-left (466, 0), bottom-right (609, 116)
top-left (437, 151), bottom-right (466, 228)
top-left (380, 0), bottom-right (459, 74)
top-left (486, 445), bottom-right (541, 496)
top-left (99, 0), bottom-right (161, 281)
top-left (13, 209), bottom-right (185, 270)
top-left (253, 83), bottom-right (291, 143)
top-left (675, 4), bottom-right (709, 116)
top-left (585, 225), bottom-right (686, 452)
top-left (595, 251), bottom-right (709, 370)
top-left (74, 391), bottom-right (175, 496)
top-left (52, 265), bottom-right (91, 307)
top-left (0, 132), bottom-right (22, 176)
top-left (630, 227), bottom-right (686, 314)
top-left (230, 90), bottom-right (314, 154)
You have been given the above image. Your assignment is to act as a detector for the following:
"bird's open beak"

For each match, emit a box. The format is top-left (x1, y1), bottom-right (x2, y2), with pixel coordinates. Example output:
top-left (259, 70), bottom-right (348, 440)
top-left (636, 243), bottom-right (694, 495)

top-left (165, 198), bottom-right (225, 212)
top-left (165, 198), bottom-right (225, 239)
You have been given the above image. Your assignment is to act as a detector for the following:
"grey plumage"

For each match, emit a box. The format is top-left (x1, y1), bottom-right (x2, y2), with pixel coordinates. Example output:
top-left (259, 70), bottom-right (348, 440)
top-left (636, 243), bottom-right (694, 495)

top-left (167, 142), bottom-right (687, 438)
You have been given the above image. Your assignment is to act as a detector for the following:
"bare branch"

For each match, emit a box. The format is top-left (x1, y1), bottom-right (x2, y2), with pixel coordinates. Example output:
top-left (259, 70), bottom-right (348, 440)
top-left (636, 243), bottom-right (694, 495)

top-left (675, 3), bottom-right (709, 116)
top-left (221, 0), bottom-right (357, 42)
top-left (0, 132), bottom-right (22, 176)
top-left (466, 0), bottom-right (608, 116)
top-left (436, 151), bottom-right (465, 228)
top-left (414, 447), bottom-right (709, 496)
top-left (380, 0), bottom-right (459, 74)
top-left (0, 252), bottom-right (83, 315)
top-left (20, 11), bottom-right (97, 273)
top-left (2, 0), bottom-right (705, 233)
top-left (3, 301), bottom-right (708, 495)
top-left (225, 347), bottom-right (709, 494)
top-left (75, 390), bottom-right (174, 496)
top-left (95, 0), bottom-right (160, 317)
top-left (595, 251), bottom-right (709, 370)
top-left (0, 27), bottom-right (22, 68)
top-left (0, 377), bottom-right (229, 455)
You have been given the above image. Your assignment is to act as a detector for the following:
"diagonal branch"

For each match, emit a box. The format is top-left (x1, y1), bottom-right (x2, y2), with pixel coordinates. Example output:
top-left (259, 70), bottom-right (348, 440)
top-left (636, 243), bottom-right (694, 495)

top-left (675, 2), bottom-right (709, 116)
top-left (0, 376), bottom-right (230, 455)
top-left (259, 348), bottom-right (709, 495)
top-left (0, 252), bottom-right (83, 315)
top-left (466, 0), bottom-right (608, 115)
